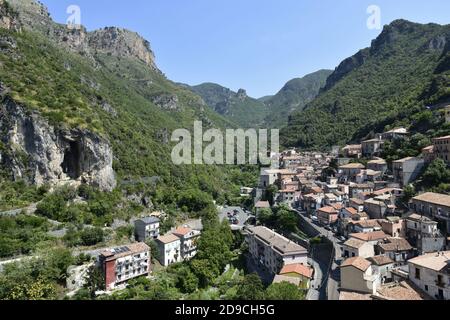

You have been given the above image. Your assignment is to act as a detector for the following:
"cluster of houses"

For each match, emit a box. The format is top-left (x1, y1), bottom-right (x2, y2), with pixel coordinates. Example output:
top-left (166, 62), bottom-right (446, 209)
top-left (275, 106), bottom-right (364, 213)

top-left (67, 214), bottom-right (202, 292)
top-left (255, 130), bottom-right (450, 299)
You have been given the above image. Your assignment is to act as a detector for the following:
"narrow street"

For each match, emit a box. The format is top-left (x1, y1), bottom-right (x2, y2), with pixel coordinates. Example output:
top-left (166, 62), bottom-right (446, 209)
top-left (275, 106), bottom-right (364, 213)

top-left (294, 209), bottom-right (342, 300)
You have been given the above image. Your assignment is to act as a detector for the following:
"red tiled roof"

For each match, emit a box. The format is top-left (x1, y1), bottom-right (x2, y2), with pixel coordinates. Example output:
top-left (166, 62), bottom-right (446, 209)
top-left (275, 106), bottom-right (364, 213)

top-left (280, 263), bottom-right (314, 278)
top-left (341, 257), bottom-right (371, 272)
top-left (173, 227), bottom-right (192, 236)
top-left (350, 231), bottom-right (388, 242)
top-left (318, 206), bottom-right (338, 215)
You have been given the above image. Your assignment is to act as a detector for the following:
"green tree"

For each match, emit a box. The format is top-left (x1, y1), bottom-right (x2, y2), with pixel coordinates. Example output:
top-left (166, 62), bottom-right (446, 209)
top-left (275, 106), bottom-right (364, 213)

top-left (257, 208), bottom-right (275, 226)
top-left (265, 282), bottom-right (305, 300)
top-left (236, 273), bottom-right (265, 300)
top-left (276, 209), bottom-right (299, 234)
top-left (84, 265), bottom-right (105, 299)
top-left (173, 265), bottom-right (199, 294)
top-left (422, 159), bottom-right (450, 187)
top-left (79, 227), bottom-right (104, 246)
top-left (190, 259), bottom-right (219, 288)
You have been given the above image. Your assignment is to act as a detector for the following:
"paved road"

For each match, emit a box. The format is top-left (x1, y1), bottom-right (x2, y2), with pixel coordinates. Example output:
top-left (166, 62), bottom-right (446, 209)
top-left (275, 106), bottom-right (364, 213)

top-left (294, 209), bottom-right (342, 300)
top-left (219, 206), bottom-right (254, 231)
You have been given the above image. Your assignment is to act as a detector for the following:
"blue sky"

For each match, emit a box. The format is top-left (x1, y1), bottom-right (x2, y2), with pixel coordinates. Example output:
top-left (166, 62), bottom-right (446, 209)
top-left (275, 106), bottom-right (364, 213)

top-left (40, 0), bottom-right (450, 98)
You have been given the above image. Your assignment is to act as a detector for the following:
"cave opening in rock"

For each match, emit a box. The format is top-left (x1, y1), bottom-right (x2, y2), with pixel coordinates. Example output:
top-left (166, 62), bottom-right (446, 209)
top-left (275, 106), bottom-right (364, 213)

top-left (62, 140), bottom-right (82, 179)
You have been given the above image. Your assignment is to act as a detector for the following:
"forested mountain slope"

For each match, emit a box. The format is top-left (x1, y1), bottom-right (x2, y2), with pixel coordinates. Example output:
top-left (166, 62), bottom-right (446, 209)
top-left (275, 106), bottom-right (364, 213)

top-left (281, 20), bottom-right (450, 149)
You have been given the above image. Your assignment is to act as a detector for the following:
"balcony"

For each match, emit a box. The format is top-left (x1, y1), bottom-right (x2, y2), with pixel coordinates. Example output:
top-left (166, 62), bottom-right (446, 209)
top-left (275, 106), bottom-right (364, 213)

top-left (436, 280), bottom-right (446, 288)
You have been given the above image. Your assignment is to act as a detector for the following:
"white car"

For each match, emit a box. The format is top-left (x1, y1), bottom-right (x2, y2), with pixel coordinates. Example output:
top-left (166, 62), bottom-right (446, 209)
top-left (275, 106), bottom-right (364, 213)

top-left (311, 216), bottom-right (318, 222)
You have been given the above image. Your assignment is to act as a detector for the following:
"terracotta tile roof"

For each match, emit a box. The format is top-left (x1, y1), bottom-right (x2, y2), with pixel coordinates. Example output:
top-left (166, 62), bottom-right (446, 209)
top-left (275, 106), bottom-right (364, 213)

top-left (408, 251), bottom-right (450, 272)
top-left (369, 255), bottom-right (394, 266)
top-left (412, 192), bottom-right (450, 208)
top-left (157, 234), bottom-right (180, 244)
top-left (376, 281), bottom-right (429, 300)
top-left (378, 238), bottom-right (413, 252)
top-left (331, 203), bottom-right (344, 210)
top-left (354, 219), bottom-right (381, 229)
top-left (311, 187), bottom-right (324, 194)
top-left (255, 201), bottom-right (271, 208)
top-left (339, 163), bottom-right (365, 169)
top-left (350, 231), bottom-right (388, 242)
top-left (344, 207), bottom-right (358, 215)
top-left (173, 227), bottom-right (193, 236)
top-left (341, 257), bottom-right (371, 272)
top-left (339, 291), bottom-right (373, 300)
top-left (318, 206), bottom-right (338, 215)
top-left (350, 198), bottom-right (365, 205)
top-left (280, 263), bottom-right (314, 278)
top-left (406, 213), bottom-right (435, 223)
top-left (343, 238), bottom-right (368, 249)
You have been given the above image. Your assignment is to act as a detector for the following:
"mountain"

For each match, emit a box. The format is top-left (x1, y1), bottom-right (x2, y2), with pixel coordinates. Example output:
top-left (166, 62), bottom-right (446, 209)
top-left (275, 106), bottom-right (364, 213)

top-left (262, 70), bottom-right (332, 128)
top-left (184, 70), bottom-right (332, 129)
top-left (281, 19), bottom-right (450, 149)
top-left (0, 0), bottom-right (245, 199)
top-left (184, 82), bottom-right (271, 128)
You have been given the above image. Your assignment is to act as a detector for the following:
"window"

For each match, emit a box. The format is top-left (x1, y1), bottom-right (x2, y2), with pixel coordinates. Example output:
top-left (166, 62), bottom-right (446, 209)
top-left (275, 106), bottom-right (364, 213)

top-left (425, 285), bottom-right (429, 291)
top-left (415, 268), bottom-right (421, 280)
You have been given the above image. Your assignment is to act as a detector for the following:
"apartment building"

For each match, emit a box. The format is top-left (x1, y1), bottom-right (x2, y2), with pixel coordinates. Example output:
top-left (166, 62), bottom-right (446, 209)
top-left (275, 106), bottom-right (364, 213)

top-left (432, 136), bottom-right (450, 164)
top-left (406, 213), bottom-right (446, 254)
top-left (156, 234), bottom-right (182, 266)
top-left (99, 243), bottom-right (151, 290)
top-left (362, 138), bottom-right (384, 157)
top-left (392, 157), bottom-right (425, 187)
top-left (408, 251), bottom-right (450, 300)
top-left (172, 227), bottom-right (201, 261)
top-left (134, 216), bottom-right (160, 242)
top-left (245, 226), bottom-right (308, 275)
top-left (411, 192), bottom-right (450, 234)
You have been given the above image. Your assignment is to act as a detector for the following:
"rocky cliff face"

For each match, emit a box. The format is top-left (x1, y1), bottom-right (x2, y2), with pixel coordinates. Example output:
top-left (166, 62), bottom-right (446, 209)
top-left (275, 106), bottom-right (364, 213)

top-left (0, 0), bottom-right (20, 31)
top-left (6, 0), bottom-right (158, 70)
top-left (89, 27), bottom-right (157, 70)
top-left (0, 93), bottom-right (116, 191)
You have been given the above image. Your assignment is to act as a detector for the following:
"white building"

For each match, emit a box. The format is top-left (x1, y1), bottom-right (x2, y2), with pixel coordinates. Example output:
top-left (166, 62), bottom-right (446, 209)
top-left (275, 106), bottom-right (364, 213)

top-left (342, 238), bottom-right (375, 259)
top-left (408, 251), bottom-right (450, 300)
top-left (156, 234), bottom-right (182, 266)
top-left (245, 226), bottom-right (308, 275)
top-left (406, 213), bottom-right (446, 254)
top-left (172, 227), bottom-right (201, 261)
top-left (340, 257), bottom-right (381, 294)
top-left (392, 157), bottom-right (425, 187)
top-left (260, 169), bottom-right (281, 188)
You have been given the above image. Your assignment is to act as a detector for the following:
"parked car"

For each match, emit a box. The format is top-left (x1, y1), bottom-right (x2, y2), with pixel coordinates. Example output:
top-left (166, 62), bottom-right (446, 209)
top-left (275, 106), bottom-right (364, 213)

top-left (311, 216), bottom-right (318, 222)
top-left (338, 236), bottom-right (346, 242)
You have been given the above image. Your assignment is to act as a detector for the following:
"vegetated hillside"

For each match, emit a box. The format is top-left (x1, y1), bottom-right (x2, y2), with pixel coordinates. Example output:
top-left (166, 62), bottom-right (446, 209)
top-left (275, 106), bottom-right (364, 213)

top-left (183, 82), bottom-right (270, 128)
top-left (0, 0), bottom-right (254, 209)
top-left (281, 20), bottom-right (450, 150)
top-left (262, 70), bottom-right (332, 128)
